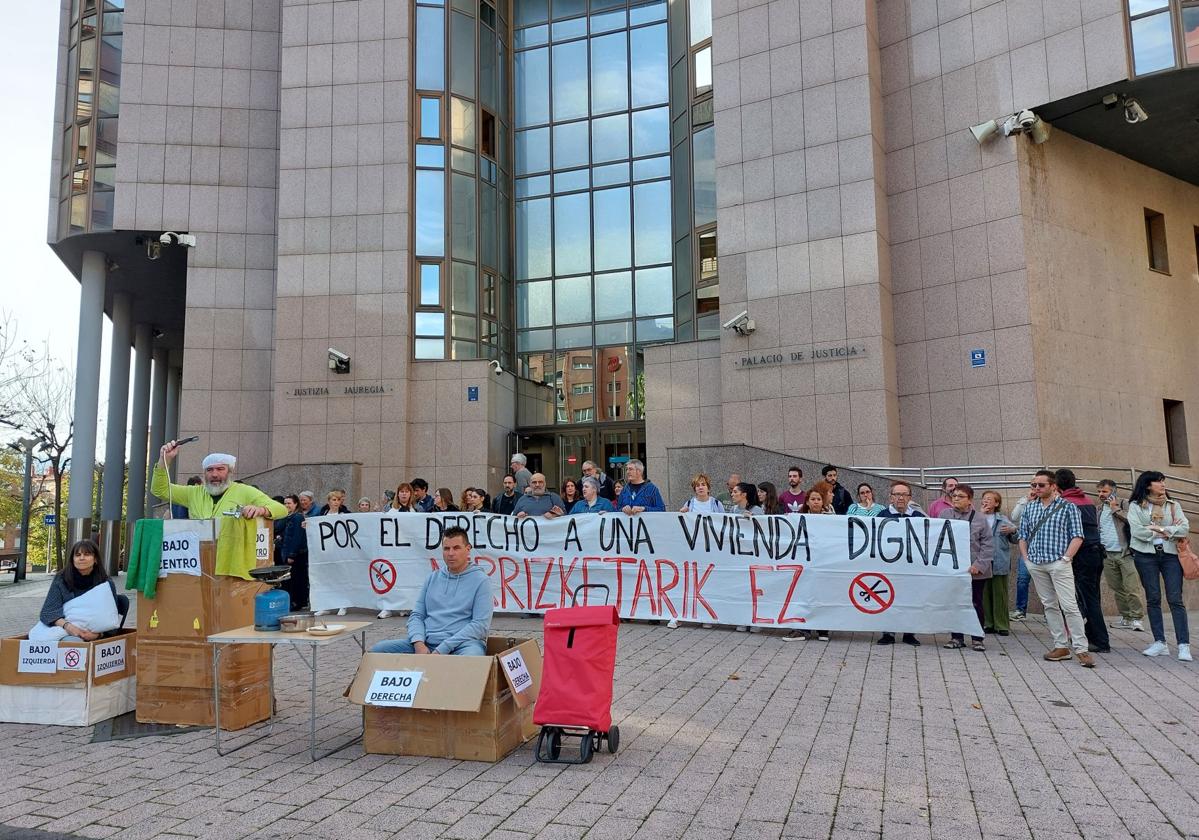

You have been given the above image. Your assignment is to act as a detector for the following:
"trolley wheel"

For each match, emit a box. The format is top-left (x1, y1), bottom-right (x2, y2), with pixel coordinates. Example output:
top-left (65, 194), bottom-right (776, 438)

top-left (606, 725), bottom-right (620, 754)
top-left (579, 731), bottom-right (594, 763)
top-left (549, 728), bottom-right (562, 760)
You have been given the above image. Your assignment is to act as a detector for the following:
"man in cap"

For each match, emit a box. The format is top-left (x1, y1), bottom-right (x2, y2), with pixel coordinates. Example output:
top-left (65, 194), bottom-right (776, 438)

top-left (153, 442), bottom-right (287, 520)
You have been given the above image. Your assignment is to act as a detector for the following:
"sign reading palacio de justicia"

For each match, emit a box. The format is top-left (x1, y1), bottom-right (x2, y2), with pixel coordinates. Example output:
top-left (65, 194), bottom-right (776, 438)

top-left (734, 344), bottom-right (868, 369)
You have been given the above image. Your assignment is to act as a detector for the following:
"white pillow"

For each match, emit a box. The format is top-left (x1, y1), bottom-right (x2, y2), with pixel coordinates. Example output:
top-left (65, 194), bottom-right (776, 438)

top-left (28, 622), bottom-right (67, 642)
top-left (64, 582), bottom-right (121, 632)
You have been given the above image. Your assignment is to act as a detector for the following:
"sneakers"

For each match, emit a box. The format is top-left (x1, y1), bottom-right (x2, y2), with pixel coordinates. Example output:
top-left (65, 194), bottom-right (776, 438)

top-left (336, 607), bottom-right (348, 617)
top-left (876, 633), bottom-right (895, 645)
top-left (901, 634), bottom-right (921, 646)
top-left (1076, 652), bottom-right (1096, 668)
top-left (701, 623), bottom-right (714, 629)
top-left (1131, 620), bottom-right (1144, 632)
top-left (735, 626), bottom-right (747, 632)
top-left (1109, 617), bottom-right (1132, 629)
top-left (377, 610), bottom-right (393, 619)
top-left (748, 626), bottom-right (761, 633)
top-left (1043, 647), bottom-right (1072, 661)
top-left (1010, 610), bottom-right (1026, 621)
top-left (666, 618), bottom-right (679, 629)
top-left (1179, 643), bottom-right (1192, 662)
top-left (1142, 640), bottom-right (1169, 657)
top-left (783, 629), bottom-right (807, 641)
top-left (817, 631), bottom-right (829, 641)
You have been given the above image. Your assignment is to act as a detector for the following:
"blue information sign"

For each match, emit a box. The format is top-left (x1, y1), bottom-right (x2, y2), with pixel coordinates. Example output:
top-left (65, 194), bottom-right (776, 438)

top-left (467, 386), bottom-right (479, 402)
top-left (43, 514), bottom-right (57, 525)
top-left (969, 349), bottom-right (986, 368)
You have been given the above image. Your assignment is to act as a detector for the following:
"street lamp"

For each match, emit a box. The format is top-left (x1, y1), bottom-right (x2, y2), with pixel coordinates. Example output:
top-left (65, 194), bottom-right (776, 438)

top-left (7, 437), bottom-right (35, 582)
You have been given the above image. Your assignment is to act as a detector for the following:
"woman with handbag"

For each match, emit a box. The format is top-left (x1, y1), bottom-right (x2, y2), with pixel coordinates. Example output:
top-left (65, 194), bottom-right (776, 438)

top-left (1127, 471), bottom-right (1190, 661)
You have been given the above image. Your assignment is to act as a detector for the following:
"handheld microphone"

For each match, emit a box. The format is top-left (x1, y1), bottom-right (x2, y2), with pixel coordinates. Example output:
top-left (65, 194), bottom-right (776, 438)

top-left (174, 435), bottom-right (200, 446)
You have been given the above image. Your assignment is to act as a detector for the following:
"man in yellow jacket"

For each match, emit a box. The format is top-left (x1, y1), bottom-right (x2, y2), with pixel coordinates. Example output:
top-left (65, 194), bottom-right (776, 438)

top-left (152, 442), bottom-right (286, 521)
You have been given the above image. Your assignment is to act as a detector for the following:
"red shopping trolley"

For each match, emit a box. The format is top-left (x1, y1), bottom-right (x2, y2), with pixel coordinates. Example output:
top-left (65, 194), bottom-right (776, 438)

top-left (534, 584), bottom-right (621, 764)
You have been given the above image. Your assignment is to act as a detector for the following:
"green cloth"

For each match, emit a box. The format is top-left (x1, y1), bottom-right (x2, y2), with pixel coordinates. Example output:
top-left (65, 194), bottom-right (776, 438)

top-left (215, 516), bottom-right (258, 580)
top-left (151, 464), bottom-right (287, 520)
top-left (127, 518), bottom-right (165, 598)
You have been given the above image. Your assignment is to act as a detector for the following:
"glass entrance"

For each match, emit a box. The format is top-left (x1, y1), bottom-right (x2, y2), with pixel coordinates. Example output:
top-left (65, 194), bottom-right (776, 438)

top-left (513, 426), bottom-right (646, 492)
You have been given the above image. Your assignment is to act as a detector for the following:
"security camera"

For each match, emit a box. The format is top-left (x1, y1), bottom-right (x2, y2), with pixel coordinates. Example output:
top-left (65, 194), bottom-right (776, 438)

top-left (1014, 110), bottom-right (1037, 129)
top-left (722, 310), bottom-right (756, 336)
top-left (722, 310), bottom-right (750, 331)
top-left (146, 240), bottom-right (161, 260)
top-left (159, 232), bottom-right (197, 248)
top-left (327, 348), bottom-right (350, 373)
top-left (489, 360), bottom-right (503, 375)
top-left (1123, 98), bottom-right (1149, 124)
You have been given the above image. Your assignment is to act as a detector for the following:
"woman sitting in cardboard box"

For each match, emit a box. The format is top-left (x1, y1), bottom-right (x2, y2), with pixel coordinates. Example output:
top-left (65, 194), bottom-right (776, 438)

top-left (35, 540), bottom-right (122, 642)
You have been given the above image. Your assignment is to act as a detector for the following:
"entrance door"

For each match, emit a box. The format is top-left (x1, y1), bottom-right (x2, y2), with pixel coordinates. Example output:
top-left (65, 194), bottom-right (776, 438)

top-left (557, 433), bottom-right (592, 486)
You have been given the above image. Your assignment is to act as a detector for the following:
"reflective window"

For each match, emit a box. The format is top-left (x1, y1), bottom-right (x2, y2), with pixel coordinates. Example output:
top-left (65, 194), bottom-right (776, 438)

top-left (553, 120), bottom-right (590, 169)
top-left (552, 17), bottom-right (587, 40)
top-left (420, 263), bottom-right (442, 305)
top-left (557, 325), bottom-right (593, 348)
top-left (630, 24), bottom-right (668, 107)
top-left (692, 125), bottom-right (716, 227)
top-left (635, 266), bottom-right (672, 316)
top-left (594, 271), bottom-right (633, 319)
top-left (516, 47), bottom-right (549, 126)
top-left (632, 154), bottom-right (670, 181)
top-left (415, 339), bottom-right (446, 359)
top-left (592, 113), bottom-right (629, 163)
top-left (518, 280), bottom-right (553, 327)
top-left (516, 127), bottom-right (550, 173)
top-left (452, 172), bottom-right (477, 260)
top-left (689, 0), bottom-right (711, 44)
top-left (1129, 0), bottom-right (1168, 12)
top-left (595, 320), bottom-right (632, 344)
top-left (415, 170), bottom-right (446, 256)
top-left (636, 316), bottom-right (674, 343)
top-left (516, 174), bottom-right (552, 197)
top-left (415, 312), bottom-right (446, 336)
top-left (633, 180), bottom-right (671, 264)
top-left (451, 12), bottom-right (476, 97)
top-left (630, 0), bottom-right (667, 25)
top-left (453, 262), bottom-right (477, 311)
top-left (554, 192), bottom-right (592, 274)
top-left (517, 198), bottom-right (552, 278)
top-left (416, 7), bottom-right (446, 90)
top-left (593, 161), bottom-right (630, 186)
top-left (553, 0), bottom-right (586, 19)
top-left (590, 33), bottom-right (628, 114)
top-left (556, 275), bottom-right (592, 323)
top-left (1184, 6), bottom-right (1199, 64)
top-left (480, 183), bottom-right (498, 268)
top-left (694, 45), bottom-right (712, 92)
top-left (554, 168), bottom-right (590, 192)
top-left (592, 187), bottom-right (631, 271)
top-left (480, 27), bottom-right (498, 111)
top-left (591, 8), bottom-right (626, 32)
top-left (515, 0), bottom-right (548, 26)
top-left (632, 106), bottom-right (669, 157)
top-left (419, 96), bottom-right (442, 139)
top-left (1131, 10), bottom-right (1176, 74)
top-left (516, 24), bottom-right (548, 47)
top-left (452, 97), bottom-right (475, 148)
top-left (552, 40), bottom-right (589, 120)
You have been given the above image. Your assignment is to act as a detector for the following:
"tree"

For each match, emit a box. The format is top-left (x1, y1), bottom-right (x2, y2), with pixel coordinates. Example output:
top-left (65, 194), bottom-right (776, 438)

top-left (0, 310), bottom-right (49, 403)
top-left (0, 362), bottom-right (74, 571)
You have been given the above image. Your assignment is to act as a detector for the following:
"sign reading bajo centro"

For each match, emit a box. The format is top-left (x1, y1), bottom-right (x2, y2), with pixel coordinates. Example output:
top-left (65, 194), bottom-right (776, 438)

top-left (736, 344), bottom-right (868, 369)
top-left (305, 511), bottom-right (981, 636)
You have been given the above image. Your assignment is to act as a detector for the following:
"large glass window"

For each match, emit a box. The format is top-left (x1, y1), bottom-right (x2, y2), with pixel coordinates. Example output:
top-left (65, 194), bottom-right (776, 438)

top-left (592, 187), bottom-right (631, 270)
top-left (630, 24), bottom-right (668, 107)
top-left (554, 193), bottom-right (592, 275)
top-left (552, 40), bottom-right (589, 121)
top-left (517, 198), bottom-right (552, 278)
top-left (590, 33), bottom-right (629, 114)
top-left (692, 125), bottom-right (715, 227)
top-left (415, 170), bottom-right (447, 257)
top-left (417, 7), bottom-right (446, 89)
top-left (1125, 0), bottom-right (1199, 75)
top-left (516, 47), bottom-right (550, 126)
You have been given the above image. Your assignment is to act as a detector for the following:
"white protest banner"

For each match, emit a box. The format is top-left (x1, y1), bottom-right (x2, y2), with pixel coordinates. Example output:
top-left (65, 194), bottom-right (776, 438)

top-left (365, 670), bottom-right (424, 707)
top-left (159, 532), bottom-right (201, 577)
top-left (308, 512), bottom-right (983, 635)
top-left (58, 646), bottom-right (88, 672)
top-left (18, 640), bottom-right (57, 673)
top-left (94, 638), bottom-right (127, 676)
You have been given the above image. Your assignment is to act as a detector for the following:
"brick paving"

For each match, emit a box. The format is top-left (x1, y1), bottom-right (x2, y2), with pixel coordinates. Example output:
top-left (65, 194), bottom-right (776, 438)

top-left (2, 576), bottom-right (1198, 840)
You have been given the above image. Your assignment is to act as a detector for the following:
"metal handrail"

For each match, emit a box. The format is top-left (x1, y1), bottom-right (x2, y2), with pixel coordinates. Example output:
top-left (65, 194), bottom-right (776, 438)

top-left (853, 463), bottom-right (1199, 530)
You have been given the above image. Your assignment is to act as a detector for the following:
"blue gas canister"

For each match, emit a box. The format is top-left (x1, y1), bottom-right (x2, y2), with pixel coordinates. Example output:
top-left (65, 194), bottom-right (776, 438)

top-left (254, 588), bottom-right (291, 630)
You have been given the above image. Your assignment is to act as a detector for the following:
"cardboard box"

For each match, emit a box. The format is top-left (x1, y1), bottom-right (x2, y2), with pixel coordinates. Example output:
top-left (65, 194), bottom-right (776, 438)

top-left (0, 629), bottom-right (138, 726)
top-left (135, 639), bottom-right (271, 730)
top-left (136, 519), bottom-right (271, 642)
top-left (347, 637), bottom-right (542, 762)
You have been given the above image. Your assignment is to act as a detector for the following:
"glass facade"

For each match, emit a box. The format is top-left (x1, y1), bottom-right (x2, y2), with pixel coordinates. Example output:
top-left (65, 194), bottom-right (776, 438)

top-left (58, 0), bottom-right (123, 238)
top-left (411, 0), bottom-right (715, 433)
top-left (413, 0), bottom-right (513, 363)
top-left (1126, 0), bottom-right (1199, 75)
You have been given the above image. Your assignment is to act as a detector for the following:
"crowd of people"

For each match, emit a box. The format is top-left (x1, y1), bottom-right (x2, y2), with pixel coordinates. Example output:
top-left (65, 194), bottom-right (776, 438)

top-left (158, 447), bottom-right (1191, 667)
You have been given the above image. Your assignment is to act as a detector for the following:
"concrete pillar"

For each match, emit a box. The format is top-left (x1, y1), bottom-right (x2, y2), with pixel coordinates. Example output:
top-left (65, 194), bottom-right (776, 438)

top-left (67, 251), bottom-right (106, 544)
top-left (126, 323), bottom-right (153, 530)
top-left (145, 346), bottom-right (169, 514)
top-left (164, 365), bottom-right (181, 444)
top-left (100, 292), bottom-right (132, 574)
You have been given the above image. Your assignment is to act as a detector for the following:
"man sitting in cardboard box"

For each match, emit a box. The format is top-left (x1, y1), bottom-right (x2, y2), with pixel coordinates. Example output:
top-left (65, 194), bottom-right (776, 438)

top-left (371, 526), bottom-right (492, 655)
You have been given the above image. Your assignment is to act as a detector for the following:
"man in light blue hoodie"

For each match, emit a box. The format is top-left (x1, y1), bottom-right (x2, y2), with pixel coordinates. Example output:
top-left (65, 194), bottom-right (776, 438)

top-left (370, 526), bottom-right (493, 655)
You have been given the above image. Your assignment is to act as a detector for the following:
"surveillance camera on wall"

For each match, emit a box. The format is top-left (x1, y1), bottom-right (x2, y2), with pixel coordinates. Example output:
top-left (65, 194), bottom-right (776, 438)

top-left (159, 231), bottom-right (197, 248)
top-left (1123, 98), bottom-right (1149, 124)
top-left (328, 347), bottom-right (350, 373)
top-left (489, 359), bottom-right (503, 375)
top-left (722, 310), bottom-right (756, 336)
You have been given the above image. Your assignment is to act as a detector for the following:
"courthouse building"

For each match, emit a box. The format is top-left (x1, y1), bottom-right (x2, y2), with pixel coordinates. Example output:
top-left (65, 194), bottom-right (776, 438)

top-left (47, 0), bottom-right (1199, 539)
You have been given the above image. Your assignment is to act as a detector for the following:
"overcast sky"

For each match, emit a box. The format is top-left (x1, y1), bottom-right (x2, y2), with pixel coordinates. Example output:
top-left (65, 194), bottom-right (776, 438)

top-left (2, 5), bottom-right (114, 444)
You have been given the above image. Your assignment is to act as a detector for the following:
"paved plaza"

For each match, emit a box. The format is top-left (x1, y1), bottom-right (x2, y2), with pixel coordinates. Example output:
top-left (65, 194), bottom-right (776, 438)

top-left (1, 575), bottom-right (1197, 840)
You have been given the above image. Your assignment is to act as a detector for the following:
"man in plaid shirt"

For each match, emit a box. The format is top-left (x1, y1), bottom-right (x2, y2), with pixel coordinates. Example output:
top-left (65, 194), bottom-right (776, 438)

top-left (1018, 469), bottom-right (1095, 667)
